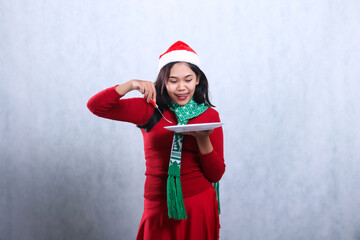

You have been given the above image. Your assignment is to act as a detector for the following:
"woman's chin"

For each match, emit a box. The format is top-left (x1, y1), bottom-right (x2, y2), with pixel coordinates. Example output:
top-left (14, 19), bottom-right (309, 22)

top-left (174, 98), bottom-right (190, 106)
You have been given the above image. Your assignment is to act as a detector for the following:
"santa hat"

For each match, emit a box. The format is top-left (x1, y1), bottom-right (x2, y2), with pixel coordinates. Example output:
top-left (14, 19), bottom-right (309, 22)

top-left (158, 41), bottom-right (200, 72)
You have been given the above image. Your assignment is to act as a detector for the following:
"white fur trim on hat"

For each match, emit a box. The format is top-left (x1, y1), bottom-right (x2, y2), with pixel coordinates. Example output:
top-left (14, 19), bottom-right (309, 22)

top-left (158, 50), bottom-right (200, 72)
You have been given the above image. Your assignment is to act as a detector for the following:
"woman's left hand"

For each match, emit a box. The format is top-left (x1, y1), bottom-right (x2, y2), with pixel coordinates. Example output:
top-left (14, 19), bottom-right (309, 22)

top-left (180, 130), bottom-right (213, 139)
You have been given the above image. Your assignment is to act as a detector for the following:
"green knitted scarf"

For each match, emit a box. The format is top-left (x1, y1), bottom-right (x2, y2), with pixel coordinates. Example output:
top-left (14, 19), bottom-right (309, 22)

top-left (167, 98), bottom-right (220, 220)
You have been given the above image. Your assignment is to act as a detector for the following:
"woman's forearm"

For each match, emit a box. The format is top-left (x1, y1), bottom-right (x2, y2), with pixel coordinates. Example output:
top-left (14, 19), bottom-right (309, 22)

top-left (115, 80), bottom-right (136, 96)
top-left (115, 79), bottom-right (156, 102)
top-left (195, 135), bottom-right (214, 154)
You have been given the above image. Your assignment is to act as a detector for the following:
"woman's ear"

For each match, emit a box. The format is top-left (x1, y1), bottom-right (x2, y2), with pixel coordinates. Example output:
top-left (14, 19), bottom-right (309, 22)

top-left (196, 77), bottom-right (200, 85)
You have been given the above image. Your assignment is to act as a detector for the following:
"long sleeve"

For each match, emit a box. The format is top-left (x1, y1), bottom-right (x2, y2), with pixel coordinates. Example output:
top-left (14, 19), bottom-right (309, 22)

top-left (199, 127), bottom-right (225, 183)
top-left (186, 108), bottom-right (226, 183)
top-left (87, 85), bottom-right (154, 125)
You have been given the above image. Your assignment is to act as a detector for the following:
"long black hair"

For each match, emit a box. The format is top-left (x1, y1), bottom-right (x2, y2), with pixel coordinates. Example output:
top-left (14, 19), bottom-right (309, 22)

top-left (138, 62), bottom-right (214, 132)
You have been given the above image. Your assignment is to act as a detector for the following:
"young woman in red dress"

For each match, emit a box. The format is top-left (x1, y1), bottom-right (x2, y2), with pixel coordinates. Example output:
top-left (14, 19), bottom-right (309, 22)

top-left (87, 41), bottom-right (225, 240)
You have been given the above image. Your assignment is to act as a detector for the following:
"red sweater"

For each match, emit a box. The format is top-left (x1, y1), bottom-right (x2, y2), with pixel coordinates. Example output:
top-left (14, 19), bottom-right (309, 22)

top-left (87, 86), bottom-right (225, 200)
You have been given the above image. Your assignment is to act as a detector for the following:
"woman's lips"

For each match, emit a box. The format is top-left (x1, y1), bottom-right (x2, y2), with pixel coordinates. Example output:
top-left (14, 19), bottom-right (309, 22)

top-left (175, 94), bottom-right (188, 100)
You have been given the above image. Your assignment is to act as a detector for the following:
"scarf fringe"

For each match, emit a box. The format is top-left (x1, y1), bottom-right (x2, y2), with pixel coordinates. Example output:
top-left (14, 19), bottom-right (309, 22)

top-left (213, 182), bottom-right (221, 214)
top-left (167, 175), bottom-right (187, 220)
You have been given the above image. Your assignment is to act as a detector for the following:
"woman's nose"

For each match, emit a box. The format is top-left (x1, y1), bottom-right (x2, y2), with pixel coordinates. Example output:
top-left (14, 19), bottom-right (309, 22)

top-left (177, 81), bottom-right (185, 90)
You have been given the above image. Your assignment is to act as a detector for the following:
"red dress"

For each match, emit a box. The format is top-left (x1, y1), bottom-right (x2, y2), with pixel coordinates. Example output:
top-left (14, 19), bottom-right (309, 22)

top-left (87, 86), bottom-right (225, 240)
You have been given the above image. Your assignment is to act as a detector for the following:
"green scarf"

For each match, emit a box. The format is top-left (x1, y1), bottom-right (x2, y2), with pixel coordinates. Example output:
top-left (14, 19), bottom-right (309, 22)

top-left (167, 98), bottom-right (220, 220)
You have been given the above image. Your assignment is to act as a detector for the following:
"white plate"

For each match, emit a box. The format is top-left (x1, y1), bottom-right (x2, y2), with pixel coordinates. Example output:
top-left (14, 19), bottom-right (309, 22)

top-left (164, 122), bottom-right (224, 132)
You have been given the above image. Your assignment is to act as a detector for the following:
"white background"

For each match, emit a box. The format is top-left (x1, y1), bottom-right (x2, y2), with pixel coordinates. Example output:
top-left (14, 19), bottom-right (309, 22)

top-left (1, 0), bottom-right (360, 239)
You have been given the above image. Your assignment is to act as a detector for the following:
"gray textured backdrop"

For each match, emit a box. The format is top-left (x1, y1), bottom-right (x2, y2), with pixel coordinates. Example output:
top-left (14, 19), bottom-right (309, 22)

top-left (1, 0), bottom-right (360, 239)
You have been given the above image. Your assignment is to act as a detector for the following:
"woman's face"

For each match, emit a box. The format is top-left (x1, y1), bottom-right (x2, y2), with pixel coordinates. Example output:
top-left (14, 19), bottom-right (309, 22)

top-left (165, 62), bottom-right (199, 106)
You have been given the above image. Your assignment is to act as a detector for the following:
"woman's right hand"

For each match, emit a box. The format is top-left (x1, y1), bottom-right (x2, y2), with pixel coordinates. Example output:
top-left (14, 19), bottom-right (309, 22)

top-left (115, 79), bottom-right (156, 103)
top-left (131, 79), bottom-right (157, 103)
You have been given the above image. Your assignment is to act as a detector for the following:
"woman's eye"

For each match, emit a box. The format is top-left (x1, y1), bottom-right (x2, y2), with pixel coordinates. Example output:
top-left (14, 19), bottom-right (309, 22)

top-left (185, 79), bottom-right (192, 82)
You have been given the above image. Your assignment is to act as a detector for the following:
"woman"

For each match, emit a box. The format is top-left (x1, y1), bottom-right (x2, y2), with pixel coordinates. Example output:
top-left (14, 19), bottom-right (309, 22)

top-left (87, 41), bottom-right (225, 240)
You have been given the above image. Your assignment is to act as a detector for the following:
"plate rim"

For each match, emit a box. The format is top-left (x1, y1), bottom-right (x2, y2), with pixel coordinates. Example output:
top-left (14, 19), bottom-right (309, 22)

top-left (164, 122), bottom-right (224, 132)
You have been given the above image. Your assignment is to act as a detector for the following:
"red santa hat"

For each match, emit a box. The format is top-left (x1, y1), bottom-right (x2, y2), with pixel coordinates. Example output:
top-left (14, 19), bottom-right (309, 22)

top-left (158, 41), bottom-right (200, 72)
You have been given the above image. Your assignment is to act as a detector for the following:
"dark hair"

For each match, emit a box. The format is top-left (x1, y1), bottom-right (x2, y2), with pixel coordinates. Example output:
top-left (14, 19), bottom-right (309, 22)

top-left (137, 62), bottom-right (214, 132)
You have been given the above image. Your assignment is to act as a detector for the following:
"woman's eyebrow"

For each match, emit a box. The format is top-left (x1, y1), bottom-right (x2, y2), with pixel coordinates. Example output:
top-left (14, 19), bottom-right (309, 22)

top-left (169, 74), bottom-right (193, 79)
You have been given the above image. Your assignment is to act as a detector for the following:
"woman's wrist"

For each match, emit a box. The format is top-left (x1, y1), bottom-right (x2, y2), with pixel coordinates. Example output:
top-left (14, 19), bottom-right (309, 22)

top-left (195, 135), bottom-right (213, 154)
